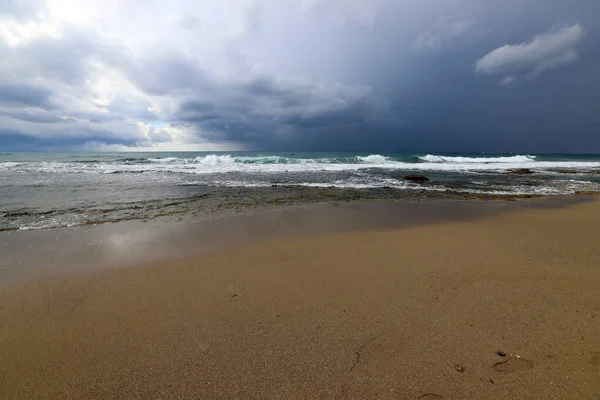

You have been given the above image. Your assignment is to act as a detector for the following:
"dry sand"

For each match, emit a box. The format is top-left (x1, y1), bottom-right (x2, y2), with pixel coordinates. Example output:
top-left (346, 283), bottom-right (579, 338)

top-left (1, 199), bottom-right (600, 399)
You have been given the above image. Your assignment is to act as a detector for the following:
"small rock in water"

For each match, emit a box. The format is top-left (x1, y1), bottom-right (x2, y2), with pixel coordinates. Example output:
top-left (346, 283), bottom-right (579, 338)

top-left (507, 168), bottom-right (534, 175)
top-left (404, 174), bottom-right (429, 183)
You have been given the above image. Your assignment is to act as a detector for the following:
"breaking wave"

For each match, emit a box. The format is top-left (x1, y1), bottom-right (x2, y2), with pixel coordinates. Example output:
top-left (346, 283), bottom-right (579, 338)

top-left (1, 153), bottom-right (600, 175)
top-left (418, 154), bottom-right (537, 163)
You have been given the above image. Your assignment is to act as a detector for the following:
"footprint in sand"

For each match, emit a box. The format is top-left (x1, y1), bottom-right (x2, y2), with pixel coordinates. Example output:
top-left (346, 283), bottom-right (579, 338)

top-left (590, 352), bottom-right (600, 366)
top-left (493, 357), bottom-right (534, 373)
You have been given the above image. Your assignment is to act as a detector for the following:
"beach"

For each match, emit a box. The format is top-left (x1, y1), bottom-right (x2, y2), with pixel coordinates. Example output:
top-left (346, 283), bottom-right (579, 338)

top-left (2, 0), bottom-right (600, 396)
top-left (1, 196), bottom-right (599, 399)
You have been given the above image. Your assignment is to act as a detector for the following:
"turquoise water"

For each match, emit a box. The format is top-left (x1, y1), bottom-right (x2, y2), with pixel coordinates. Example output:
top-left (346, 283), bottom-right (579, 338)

top-left (1, 152), bottom-right (600, 230)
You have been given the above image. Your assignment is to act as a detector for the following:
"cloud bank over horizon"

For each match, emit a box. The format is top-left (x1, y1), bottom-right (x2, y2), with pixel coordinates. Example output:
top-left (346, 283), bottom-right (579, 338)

top-left (1, 0), bottom-right (599, 152)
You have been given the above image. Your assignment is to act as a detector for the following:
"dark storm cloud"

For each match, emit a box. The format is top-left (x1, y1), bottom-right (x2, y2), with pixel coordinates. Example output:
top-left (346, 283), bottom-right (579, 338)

top-left (122, 54), bottom-right (209, 96)
top-left (165, 0), bottom-right (600, 151)
top-left (0, 110), bottom-right (71, 123)
top-left (0, 82), bottom-right (54, 109)
top-left (0, 25), bottom-right (110, 87)
top-left (168, 72), bottom-right (401, 149)
top-left (1, 0), bottom-right (600, 151)
top-left (0, 126), bottom-right (140, 151)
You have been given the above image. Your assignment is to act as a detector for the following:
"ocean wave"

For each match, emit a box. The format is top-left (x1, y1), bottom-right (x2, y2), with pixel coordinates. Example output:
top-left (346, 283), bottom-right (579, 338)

top-left (2, 154), bottom-right (600, 175)
top-left (418, 154), bottom-right (537, 163)
top-left (147, 154), bottom-right (352, 165)
top-left (356, 154), bottom-right (393, 164)
top-left (146, 154), bottom-right (400, 165)
top-left (0, 162), bottom-right (23, 169)
top-left (78, 159), bottom-right (600, 174)
top-left (148, 156), bottom-right (187, 163)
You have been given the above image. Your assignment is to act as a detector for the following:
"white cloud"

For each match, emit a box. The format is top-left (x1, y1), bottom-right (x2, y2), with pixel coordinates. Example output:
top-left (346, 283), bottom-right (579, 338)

top-left (476, 24), bottom-right (583, 78)
top-left (0, 20), bottom-right (61, 47)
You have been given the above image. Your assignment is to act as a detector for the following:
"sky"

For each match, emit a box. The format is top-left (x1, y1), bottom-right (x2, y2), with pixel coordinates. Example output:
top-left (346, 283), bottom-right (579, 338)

top-left (1, 0), bottom-right (599, 152)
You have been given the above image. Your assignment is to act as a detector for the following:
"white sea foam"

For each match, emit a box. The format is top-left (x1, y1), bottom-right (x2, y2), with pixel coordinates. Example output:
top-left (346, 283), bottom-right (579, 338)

top-left (2, 154), bottom-right (600, 175)
top-left (196, 177), bottom-right (599, 195)
top-left (0, 162), bottom-right (23, 170)
top-left (147, 157), bottom-right (184, 163)
top-left (110, 158), bottom-right (598, 174)
top-left (356, 154), bottom-right (393, 164)
top-left (419, 154), bottom-right (537, 163)
top-left (209, 178), bottom-right (447, 191)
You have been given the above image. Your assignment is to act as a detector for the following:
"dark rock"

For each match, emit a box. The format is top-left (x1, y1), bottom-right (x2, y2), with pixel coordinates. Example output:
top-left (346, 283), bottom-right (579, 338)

top-left (454, 364), bottom-right (465, 372)
top-left (497, 351), bottom-right (506, 357)
top-left (507, 168), bottom-right (534, 175)
top-left (404, 174), bottom-right (430, 183)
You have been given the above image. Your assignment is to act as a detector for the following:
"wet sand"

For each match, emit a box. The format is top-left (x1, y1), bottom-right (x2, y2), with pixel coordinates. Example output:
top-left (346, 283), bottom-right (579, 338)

top-left (0, 196), bottom-right (587, 285)
top-left (1, 197), bottom-right (600, 399)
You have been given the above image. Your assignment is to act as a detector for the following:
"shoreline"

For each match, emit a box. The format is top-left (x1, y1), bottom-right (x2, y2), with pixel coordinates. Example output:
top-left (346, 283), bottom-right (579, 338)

top-left (1, 196), bottom-right (599, 398)
top-left (0, 194), bottom-right (594, 285)
top-left (2, 182), bottom-right (599, 232)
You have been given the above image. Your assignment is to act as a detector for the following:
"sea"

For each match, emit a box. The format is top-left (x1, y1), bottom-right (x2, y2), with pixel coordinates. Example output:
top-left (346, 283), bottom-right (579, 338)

top-left (1, 152), bottom-right (600, 231)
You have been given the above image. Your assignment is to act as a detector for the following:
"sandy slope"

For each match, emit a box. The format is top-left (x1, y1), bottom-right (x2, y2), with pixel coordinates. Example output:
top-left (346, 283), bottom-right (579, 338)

top-left (1, 199), bottom-right (599, 399)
